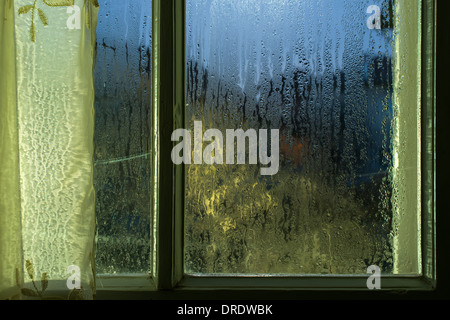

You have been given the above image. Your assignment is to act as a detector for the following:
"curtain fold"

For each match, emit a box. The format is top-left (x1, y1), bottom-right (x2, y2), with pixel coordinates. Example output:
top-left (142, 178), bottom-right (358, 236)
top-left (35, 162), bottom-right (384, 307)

top-left (0, 0), bottom-right (98, 300)
top-left (0, 0), bottom-right (23, 300)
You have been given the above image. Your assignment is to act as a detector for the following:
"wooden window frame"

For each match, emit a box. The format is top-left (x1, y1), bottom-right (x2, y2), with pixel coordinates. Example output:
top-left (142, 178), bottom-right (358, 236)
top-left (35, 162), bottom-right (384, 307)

top-left (96, 0), bottom-right (445, 300)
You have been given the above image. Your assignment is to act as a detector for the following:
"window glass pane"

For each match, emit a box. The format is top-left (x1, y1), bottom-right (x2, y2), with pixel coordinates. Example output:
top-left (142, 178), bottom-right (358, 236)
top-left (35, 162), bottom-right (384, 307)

top-left (94, 0), bottom-right (152, 274)
top-left (185, 0), bottom-right (419, 274)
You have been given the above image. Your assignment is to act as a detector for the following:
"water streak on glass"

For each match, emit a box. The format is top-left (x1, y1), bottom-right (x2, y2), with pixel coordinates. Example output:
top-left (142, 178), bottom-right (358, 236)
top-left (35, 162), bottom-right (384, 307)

top-left (185, 0), bottom-right (396, 274)
top-left (94, 0), bottom-right (152, 274)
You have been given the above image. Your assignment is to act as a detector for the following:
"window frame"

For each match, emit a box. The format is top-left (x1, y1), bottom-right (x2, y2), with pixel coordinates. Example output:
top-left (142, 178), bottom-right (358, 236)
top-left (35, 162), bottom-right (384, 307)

top-left (96, 0), bottom-right (443, 299)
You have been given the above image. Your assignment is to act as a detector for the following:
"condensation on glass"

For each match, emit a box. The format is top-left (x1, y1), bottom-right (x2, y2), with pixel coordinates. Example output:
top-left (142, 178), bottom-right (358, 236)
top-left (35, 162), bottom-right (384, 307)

top-left (185, 0), bottom-right (419, 275)
top-left (94, 0), bottom-right (152, 274)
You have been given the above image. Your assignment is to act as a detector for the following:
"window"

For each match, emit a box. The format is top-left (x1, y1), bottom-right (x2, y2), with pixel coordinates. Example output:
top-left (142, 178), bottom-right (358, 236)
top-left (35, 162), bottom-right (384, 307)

top-left (184, 0), bottom-right (398, 276)
top-left (0, 0), bottom-right (439, 302)
top-left (96, 0), bottom-right (438, 298)
top-left (93, 0), bottom-right (153, 285)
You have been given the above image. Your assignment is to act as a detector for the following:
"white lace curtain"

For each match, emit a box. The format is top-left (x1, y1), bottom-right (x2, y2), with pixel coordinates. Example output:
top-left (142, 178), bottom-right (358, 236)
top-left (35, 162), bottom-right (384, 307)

top-left (0, 0), bottom-right (98, 300)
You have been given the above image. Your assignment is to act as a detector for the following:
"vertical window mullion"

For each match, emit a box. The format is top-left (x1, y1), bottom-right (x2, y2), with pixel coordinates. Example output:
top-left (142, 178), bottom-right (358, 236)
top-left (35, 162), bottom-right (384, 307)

top-left (153, 0), bottom-right (185, 290)
top-left (173, 0), bottom-right (186, 286)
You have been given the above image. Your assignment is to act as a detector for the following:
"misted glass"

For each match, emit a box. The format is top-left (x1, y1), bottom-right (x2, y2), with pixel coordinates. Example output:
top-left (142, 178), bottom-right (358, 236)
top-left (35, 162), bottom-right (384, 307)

top-left (184, 0), bottom-right (407, 274)
top-left (94, 0), bottom-right (152, 274)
